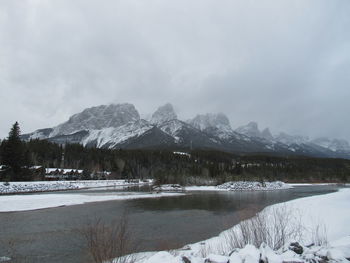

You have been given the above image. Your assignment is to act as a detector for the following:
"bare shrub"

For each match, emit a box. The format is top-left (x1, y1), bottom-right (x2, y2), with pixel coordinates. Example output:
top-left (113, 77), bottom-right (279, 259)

top-left (198, 243), bottom-right (213, 258)
top-left (79, 212), bottom-right (136, 263)
top-left (223, 205), bottom-right (303, 252)
top-left (311, 223), bottom-right (328, 246)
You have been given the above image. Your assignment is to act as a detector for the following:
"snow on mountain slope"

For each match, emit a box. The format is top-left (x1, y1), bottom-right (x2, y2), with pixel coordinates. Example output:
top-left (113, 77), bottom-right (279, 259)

top-left (51, 103), bottom-right (140, 137)
top-left (188, 113), bottom-right (234, 140)
top-left (189, 113), bottom-right (231, 131)
top-left (81, 120), bottom-right (153, 148)
top-left (311, 137), bottom-right (350, 152)
top-left (150, 103), bottom-right (177, 126)
top-left (157, 119), bottom-right (184, 142)
top-left (274, 132), bottom-right (309, 146)
top-left (21, 128), bottom-right (53, 140)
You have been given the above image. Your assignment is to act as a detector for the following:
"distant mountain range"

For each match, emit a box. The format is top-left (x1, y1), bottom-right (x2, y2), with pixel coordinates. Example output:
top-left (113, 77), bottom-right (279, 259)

top-left (21, 103), bottom-right (350, 159)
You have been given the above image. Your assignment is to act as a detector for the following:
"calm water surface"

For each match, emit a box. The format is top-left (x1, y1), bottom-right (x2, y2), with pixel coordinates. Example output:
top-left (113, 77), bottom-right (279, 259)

top-left (0, 185), bottom-right (339, 263)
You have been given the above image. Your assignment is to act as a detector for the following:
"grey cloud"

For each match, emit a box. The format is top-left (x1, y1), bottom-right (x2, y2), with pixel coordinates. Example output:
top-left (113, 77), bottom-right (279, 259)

top-left (0, 0), bottom-right (349, 141)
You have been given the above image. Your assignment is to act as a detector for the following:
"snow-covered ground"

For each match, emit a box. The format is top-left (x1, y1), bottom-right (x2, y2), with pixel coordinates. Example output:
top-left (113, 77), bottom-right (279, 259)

top-left (0, 179), bottom-right (153, 194)
top-left (130, 188), bottom-right (350, 263)
top-left (0, 192), bottom-right (183, 212)
top-left (217, 181), bottom-right (291, 191)
top-left (155, 181), bottom-right (291, 192)
top-left (152, 184), bottom-right (185, 191)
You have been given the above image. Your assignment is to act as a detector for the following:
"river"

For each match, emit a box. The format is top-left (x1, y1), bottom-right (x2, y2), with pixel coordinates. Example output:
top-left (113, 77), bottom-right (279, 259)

top-left (0, 185), bottom-right (339, 263)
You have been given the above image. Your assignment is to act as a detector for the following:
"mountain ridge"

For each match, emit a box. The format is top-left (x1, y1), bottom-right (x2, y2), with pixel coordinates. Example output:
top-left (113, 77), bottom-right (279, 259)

top-left (21, 103), bottom-right (350, 159)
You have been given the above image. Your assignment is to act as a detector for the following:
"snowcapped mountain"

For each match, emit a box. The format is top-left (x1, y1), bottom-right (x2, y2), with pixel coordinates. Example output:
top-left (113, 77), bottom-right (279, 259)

top-left (21, 103), bottom-right (350, 159)
top-left (50, 103), bottom-right (139, 137)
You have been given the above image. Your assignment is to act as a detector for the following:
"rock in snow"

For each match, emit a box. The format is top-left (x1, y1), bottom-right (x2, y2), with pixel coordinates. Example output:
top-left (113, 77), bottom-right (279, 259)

top-left (133, 242), bottom-right (350, 263)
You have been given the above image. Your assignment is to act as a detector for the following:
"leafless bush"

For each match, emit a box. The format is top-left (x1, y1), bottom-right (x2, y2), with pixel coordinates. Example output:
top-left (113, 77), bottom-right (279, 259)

top-left (79, 212), bottom-right (136, 263)
top-left (223, 205), bottom-right (303, 252)
top-left (311, 223), bottom-right (328, 246)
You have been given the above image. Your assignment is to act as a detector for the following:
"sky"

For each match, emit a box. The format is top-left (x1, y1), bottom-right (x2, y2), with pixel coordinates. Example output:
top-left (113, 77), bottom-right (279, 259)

top-left (0, 0), bottom-right (350, 140)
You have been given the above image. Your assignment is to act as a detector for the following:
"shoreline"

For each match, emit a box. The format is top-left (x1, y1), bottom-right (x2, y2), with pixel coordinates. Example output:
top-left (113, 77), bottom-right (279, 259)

top-left (133, 188), bottom-right (350, 262)
top-left (0, 179), bottom-right (152, 195)
top-left (0, 192), bottom-right (185, 212)
top-left (0, 179), bottom-right (345, 196)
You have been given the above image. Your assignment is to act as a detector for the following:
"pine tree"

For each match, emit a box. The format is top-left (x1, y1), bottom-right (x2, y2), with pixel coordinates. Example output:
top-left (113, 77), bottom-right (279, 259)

top-left (1, 122), bottom-right (27, 180)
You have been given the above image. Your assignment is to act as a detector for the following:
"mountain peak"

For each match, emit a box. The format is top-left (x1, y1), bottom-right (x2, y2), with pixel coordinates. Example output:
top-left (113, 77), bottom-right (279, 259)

top-left (151, 103), bottom-right (177, 126)
top-left (261, 128), bottom-right (273, 140)
top-left (51, 103), bottom-right (140, 137)
top-left (235, 121), bottom-right (261, 138)
top-left (189, 113), bottom-right (231, 131)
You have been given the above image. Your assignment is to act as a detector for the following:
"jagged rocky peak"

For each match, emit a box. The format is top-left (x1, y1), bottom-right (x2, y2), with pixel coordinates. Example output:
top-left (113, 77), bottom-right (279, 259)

top-left (151, 103), bottom-right (177, 126)
top-left (189, 113), bottom-right (232, 131)
top-left (51, 103), bottom-right (140, 137)
top-left (235, 121), bottom-right (261, 138)
top-left (261, 128), bottom-right (273, 140)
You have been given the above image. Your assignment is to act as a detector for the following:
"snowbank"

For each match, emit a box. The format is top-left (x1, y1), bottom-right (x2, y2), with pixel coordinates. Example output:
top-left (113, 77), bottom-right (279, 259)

top-left (217, 181), bottom-right (291, 191)
top-left (152, 184), bottom-right (184, 191)
top-left (135, 240), bottom-right (350, 263)
top-left (153, 181), bottom-right (291, 192)
top-left (0, 192), bottom-right (183, 212)
top-left (185, 181), bottom-right (291, 191)
top-left (0, 179), bottom-right (152, 195)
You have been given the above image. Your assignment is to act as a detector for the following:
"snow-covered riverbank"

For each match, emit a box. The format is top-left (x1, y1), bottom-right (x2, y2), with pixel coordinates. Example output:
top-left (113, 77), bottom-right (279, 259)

top-left (132, 188), bottom-right (350, 263)
top-left (0, 179), bottom-right (152, 195)
top-left (155, 181), bottom-right (292, 192)
top-left (0, 192), bottom-right (183, 212)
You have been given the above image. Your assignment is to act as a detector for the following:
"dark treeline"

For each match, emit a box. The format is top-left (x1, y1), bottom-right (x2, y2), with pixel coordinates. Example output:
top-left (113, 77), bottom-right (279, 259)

top-left (1, 139), bottom-right (349, 184)
top-left (0, 123), bottom-right (349, 183)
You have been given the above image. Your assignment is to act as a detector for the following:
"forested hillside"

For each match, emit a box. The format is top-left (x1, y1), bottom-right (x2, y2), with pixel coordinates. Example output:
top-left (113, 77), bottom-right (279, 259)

top-left (1, 137), bottom-right (349, 183)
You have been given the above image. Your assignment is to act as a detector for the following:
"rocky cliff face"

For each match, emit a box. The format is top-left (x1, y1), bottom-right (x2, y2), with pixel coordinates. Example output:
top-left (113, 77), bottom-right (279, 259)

top-left (50, 103), bottom-right (140, 137)
top-left (150, 103), bottom-right (177, 126)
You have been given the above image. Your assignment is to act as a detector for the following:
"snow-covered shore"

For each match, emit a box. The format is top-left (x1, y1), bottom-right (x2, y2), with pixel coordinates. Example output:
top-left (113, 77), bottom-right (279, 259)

top-left (155, 181), bottom-right (291, 192)
top-left (216, 181), bottom-right (291, 191)
top-left (132, 188), bottom-right (350, 263)
top-left (0, 179), bottom-right (152, 195)
top-left (0, 192), bottom-right (183, 212)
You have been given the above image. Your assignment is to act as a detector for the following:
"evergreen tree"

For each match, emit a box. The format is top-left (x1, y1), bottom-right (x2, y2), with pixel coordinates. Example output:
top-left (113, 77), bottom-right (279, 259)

top-left (1, 122), bottom-right (27, 180)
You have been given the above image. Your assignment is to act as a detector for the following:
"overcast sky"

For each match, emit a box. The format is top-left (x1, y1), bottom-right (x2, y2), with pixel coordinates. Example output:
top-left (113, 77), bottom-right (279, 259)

top-left (1, 0), bottom-right (349, 140)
